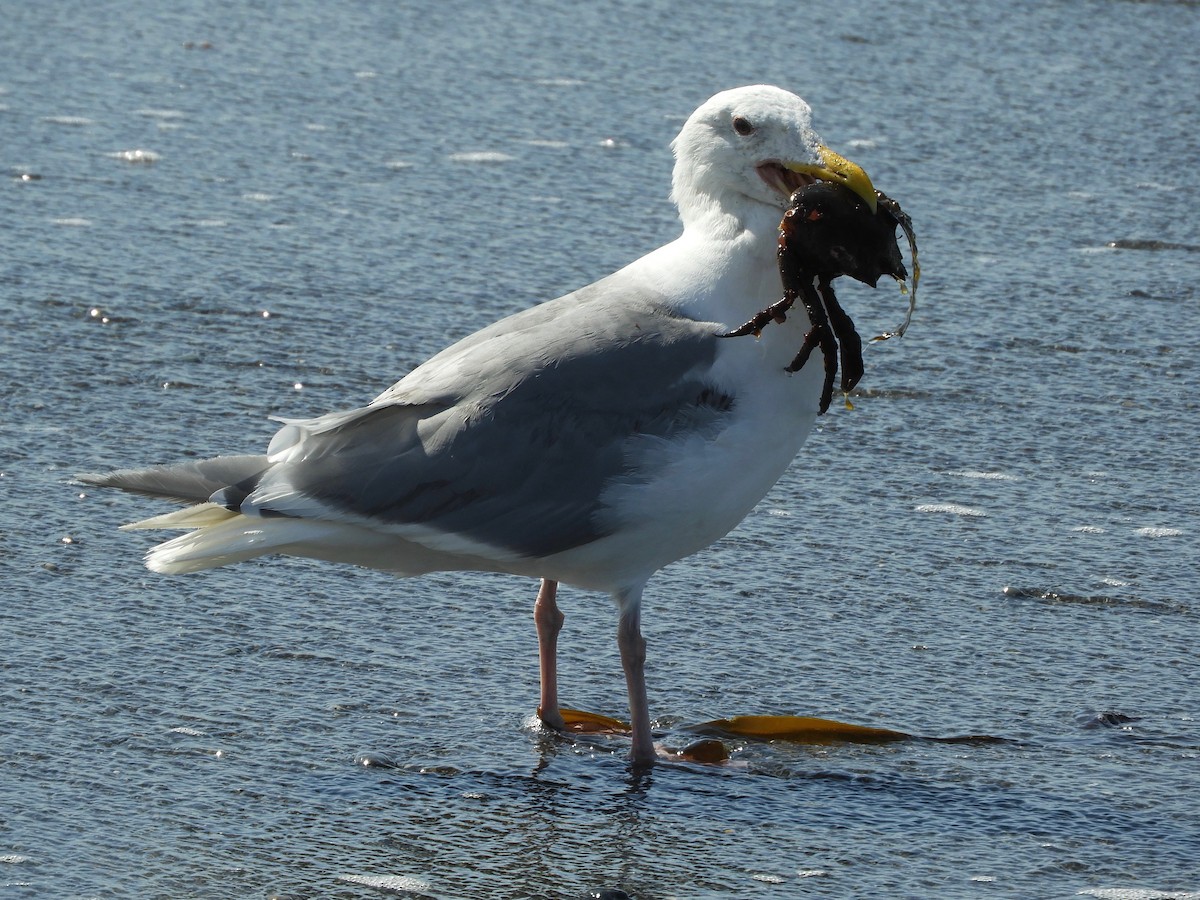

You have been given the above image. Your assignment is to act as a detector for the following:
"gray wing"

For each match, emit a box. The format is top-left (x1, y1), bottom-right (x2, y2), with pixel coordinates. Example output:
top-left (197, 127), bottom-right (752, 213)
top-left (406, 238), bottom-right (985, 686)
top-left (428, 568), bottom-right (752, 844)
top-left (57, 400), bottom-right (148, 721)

top-left (243, 282), bottom-right (733, 558)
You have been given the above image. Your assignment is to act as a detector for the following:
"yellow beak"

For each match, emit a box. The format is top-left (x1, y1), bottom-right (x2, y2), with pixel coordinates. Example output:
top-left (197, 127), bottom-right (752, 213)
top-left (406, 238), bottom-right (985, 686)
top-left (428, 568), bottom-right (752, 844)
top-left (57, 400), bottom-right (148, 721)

top-left (786, 146), bottom-right (878, 213)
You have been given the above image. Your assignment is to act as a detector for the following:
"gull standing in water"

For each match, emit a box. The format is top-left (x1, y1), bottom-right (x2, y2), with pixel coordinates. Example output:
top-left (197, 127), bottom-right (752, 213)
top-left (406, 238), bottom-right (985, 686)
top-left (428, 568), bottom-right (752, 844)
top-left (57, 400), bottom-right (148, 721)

top-left (81, 85), bottom-right (881, 766)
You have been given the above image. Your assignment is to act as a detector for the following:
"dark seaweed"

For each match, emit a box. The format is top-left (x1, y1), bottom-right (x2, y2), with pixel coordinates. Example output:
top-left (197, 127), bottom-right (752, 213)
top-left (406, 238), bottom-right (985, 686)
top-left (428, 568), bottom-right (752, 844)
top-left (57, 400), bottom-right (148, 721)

top-left (724, 182), bottom-right (911, 414)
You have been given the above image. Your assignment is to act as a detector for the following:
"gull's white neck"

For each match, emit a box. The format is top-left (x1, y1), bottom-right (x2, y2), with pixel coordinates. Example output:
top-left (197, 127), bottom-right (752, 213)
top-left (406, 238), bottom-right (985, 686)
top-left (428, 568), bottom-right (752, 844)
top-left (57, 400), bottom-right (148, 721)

top-left (636, 190), bottom-right (789, 327)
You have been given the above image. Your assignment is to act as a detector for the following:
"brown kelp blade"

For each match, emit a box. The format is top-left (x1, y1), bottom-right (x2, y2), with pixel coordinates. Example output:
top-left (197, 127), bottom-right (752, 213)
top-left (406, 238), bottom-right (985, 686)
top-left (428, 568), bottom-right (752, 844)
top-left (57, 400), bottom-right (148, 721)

top-left (694, 715), bottom-right (1009, 746)
top-left (551, 710), bottom-right (912, 743)
top-left (547, 709), bottom-right (1008, 757)
top-left (694, 714), bottom-right (912, 744)
top-left (555, 707), bottom-right (632, 734)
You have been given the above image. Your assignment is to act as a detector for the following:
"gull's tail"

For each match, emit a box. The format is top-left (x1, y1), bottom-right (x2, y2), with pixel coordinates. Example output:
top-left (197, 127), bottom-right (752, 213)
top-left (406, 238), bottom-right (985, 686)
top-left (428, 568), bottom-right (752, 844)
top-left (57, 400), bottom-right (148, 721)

top-left (133, 507), bottom-right (334, 575)
top-left (77, 455), bottom-right (301, 575)
top-left (77, 455), bottom-right (270, 505)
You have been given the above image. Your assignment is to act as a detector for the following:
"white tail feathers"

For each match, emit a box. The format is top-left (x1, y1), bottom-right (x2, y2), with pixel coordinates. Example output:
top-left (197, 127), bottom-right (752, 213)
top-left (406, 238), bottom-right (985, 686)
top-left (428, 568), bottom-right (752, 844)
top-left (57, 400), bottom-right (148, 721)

top-left (120, 502), bottom-right (321, 575)
top-left (141, 514), bottom-right (326, 575)
top-left (114, 497), bottom-right (476, 578)
top-left (120, 502), bottom-right (238, 532)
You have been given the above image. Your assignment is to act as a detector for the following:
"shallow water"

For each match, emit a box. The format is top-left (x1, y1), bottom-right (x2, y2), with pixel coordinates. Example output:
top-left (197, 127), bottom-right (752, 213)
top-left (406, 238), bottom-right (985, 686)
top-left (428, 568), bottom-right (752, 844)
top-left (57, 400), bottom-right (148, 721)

top-left (2, 0), bottom-right (1198, 897)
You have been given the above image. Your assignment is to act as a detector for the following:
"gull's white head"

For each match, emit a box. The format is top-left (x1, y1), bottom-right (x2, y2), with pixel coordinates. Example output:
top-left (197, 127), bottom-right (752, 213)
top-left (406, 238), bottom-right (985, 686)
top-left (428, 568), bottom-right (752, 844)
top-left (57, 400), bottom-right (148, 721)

top-left (670, 85), bottom-right (875, 236)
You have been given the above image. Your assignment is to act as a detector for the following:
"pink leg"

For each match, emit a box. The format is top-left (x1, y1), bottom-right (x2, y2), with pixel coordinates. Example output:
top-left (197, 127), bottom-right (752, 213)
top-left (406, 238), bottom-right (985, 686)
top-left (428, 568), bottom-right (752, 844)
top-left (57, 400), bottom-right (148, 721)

top-left (616, 585), bottom-right (655, 765)
top-left (534, 578), bottom-right (566, 730)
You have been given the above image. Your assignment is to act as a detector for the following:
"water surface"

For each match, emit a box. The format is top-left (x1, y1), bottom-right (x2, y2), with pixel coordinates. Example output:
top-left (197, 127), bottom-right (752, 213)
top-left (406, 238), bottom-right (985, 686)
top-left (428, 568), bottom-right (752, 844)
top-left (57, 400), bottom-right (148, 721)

top-left (2, 1), bottom-right (1198, 897)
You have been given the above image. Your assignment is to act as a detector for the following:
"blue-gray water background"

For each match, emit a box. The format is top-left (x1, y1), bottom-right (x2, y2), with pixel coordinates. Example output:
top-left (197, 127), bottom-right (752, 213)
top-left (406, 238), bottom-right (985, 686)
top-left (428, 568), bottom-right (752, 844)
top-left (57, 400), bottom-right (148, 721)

top-left (2, 1), bottom-right (1197, 897)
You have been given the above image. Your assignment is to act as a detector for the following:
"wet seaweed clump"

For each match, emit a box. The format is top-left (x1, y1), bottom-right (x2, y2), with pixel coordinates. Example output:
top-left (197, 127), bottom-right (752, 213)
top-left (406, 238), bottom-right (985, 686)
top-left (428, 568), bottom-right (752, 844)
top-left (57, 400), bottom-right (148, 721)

top-left (725, 181), bottom-right (919, 413)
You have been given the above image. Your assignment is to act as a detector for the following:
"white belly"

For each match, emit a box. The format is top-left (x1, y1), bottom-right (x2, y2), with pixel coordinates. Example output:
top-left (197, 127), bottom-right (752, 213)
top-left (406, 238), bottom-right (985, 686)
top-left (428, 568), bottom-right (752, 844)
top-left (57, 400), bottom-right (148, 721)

top-left (536, 324), bottom-right (823, 592)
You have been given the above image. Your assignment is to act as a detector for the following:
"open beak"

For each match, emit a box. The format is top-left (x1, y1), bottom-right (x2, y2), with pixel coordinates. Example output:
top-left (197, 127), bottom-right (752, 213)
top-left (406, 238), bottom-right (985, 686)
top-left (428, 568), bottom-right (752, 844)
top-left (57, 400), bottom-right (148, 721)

top-left (785, 146), bottom-right (878, 213)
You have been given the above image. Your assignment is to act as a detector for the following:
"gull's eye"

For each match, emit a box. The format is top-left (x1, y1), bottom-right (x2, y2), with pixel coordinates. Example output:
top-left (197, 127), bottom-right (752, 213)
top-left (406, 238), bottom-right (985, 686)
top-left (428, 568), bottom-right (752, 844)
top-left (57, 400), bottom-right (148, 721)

top-left (732, 116), bottom-right (755, 136)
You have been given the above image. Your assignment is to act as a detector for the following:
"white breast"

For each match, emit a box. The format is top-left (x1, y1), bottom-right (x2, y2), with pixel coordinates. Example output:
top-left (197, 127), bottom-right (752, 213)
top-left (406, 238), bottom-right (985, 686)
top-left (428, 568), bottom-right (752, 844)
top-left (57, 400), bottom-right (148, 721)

top-left (535, 314), bottom-right (823, 593)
